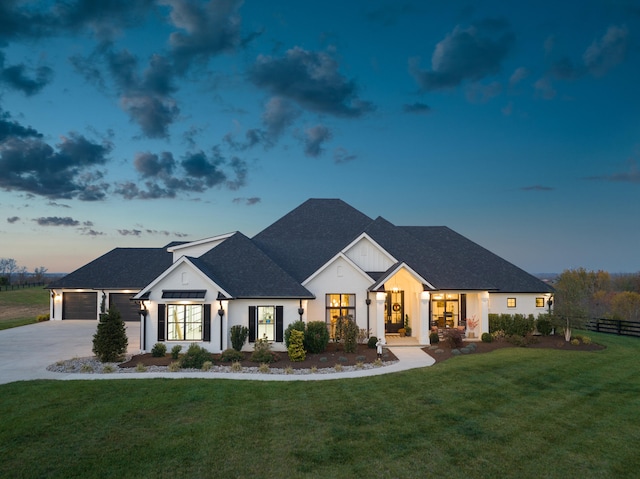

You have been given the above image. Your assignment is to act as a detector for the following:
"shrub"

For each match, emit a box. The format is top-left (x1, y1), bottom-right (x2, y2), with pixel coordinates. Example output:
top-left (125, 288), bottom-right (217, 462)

top-left (444, 328), bottom-right (464, 349)
top-left (259, 363), bottom-right (270, 373)
top-left (170, 345), bottom-right (182, 360)
top-left (230, 361), bottom-right (242, 372)
top-left (135, 363), bottom-right (147, 372)
top-left (334, 363), bottom-right (343, 372)
top-left (305, 321), bottom-right (330, 353)
top-left (287, 329), bottom-right (306, 362)
top-left (201, 361), bottom-right (212, 371)
top-left (168, 361), bottom-right (181, 372)
top-left (92, 307), bottom-right (128, 363)
top-left (230, 325), bottom-right (249, 351)
top-left (37, 314), bottom-right (50, 322)
top-left (102, 364), bottom-right (115, 373)
top-left (284, 321), bottom-right (306, 348)
top-left (535, 314), bottom-right (553, 336)
top-left (429, 332), bottom-right (440, 344)
top-left (180, 343), bottom-right (212, 369)
top-left (335, 315), bottom-right (358, 353)
top-left (221, 348), bottom-right (245, 362)
top-left (367, 336), bottom-right (378, 349)
top-left (151, 343), bottom-right (166, 357)
top-left (250, 338), bottom-right (278, 363)
top-left (489, 313), bottom-right (535, 337)
top-left (571, 338), bottom-right (580, 345)
top-left (80, 363), bottom-right (94, 373)
top-left (481, 332), bottom-right (492, 343)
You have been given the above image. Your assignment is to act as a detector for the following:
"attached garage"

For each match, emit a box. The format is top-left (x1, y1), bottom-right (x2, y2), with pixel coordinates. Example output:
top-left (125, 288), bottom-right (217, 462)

top-left (62, 292), bottom-right (98, 320)
top-left (109, 293), bottom-right (141, 322)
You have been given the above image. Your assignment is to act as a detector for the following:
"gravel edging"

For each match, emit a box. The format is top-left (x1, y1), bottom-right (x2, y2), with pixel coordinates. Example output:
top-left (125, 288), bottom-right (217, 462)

top-left (47, 356), bottom-right (398, 376)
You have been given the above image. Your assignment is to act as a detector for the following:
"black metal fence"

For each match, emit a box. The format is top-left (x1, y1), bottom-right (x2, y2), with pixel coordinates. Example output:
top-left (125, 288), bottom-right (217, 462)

top-left (0, 282), bottom-right (46, 292)
top-left (584, 318), bottom-right (640, 338)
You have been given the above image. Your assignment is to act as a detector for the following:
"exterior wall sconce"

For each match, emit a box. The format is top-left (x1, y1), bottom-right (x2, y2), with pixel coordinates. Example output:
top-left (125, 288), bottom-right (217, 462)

top-left (298, 300), bottom-right (304, 320)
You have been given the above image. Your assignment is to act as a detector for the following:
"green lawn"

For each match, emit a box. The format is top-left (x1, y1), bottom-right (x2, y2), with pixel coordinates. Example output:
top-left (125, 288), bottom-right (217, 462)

top-left (1, 332), bottom-right (638, 478)
top-left (0, 287), bottom-right (49, 330)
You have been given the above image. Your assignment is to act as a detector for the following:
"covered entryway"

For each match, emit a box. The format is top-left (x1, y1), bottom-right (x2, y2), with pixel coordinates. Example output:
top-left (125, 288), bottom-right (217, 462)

top-left (385, 290), bottom-right (404, 333)
top-left (62, 292), bottom-right (97, 320)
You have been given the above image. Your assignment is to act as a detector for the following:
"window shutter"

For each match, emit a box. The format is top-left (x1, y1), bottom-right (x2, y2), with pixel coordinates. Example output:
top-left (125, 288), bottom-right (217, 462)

top-left (248, 306), bottom-right (256, 342)
top-left (157, 304), bottom-right (166, 342)
top-left (203, 304), bottom-right (211, 342)
top-left (276, 306), bottom-right (284, 342)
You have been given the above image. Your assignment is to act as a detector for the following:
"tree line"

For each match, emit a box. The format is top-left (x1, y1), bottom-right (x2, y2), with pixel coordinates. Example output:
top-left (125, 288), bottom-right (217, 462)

top-left (0, 258), bottom-right (48, 286)
top-left (554, 268), bottom-right (640, 323)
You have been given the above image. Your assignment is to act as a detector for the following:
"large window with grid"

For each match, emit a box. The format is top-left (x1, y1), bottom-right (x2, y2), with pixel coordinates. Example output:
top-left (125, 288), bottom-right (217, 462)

top-left (326, 294), bottom-right (355, 339)
top-left (167, 304), bottom-right (203, 341)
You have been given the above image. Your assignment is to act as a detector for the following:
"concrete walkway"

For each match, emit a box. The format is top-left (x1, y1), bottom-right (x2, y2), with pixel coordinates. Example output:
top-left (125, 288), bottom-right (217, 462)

top-left (0, 320), bottom-right (435, 385)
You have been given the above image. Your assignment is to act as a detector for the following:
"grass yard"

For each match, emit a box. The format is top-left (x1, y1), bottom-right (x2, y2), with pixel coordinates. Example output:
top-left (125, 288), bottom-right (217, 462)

top-left (0, 332), bottom-right (639, 478)
top-left (0, 287), bottom-right (49, 330)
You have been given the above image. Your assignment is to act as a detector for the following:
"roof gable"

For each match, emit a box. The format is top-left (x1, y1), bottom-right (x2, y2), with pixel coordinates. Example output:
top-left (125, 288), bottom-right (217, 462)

top-left (252, 198), bottom-right (374, 282)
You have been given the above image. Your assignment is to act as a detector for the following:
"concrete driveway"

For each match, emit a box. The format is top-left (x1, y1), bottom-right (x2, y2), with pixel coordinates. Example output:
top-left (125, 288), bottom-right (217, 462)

top-left (0, 320), bottom-right (140, 385)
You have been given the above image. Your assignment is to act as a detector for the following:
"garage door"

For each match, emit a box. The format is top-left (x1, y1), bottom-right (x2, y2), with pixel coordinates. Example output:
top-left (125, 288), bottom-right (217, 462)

top-left (109, 293), bottom-right (140, 322)
top-left (62, 292), bottom-right (98, 320)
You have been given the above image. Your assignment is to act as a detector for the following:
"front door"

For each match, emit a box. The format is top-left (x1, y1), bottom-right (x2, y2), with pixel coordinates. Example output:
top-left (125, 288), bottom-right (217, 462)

top-left (385, 291), bottom-right (404, 333)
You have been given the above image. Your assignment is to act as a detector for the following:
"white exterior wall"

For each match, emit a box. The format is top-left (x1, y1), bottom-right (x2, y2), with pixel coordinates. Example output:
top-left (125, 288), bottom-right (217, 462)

top-left (304, 256), bottom-right (374, 335)
top-left (488, 292), bottom-right (552, 317)
top-left (344, 236), bottom-right (395, 272)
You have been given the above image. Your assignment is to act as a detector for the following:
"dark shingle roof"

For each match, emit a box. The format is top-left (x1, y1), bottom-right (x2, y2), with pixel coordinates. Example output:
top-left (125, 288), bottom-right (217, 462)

top-left (252, 198), bottom-right (373, 282)
top-left (401, 226), bottom-right (554, 293)
top-left (48, 247), bottom-right (173, 289)
top-left (365, 217), bottom-right (496, 290)
top-left (194, 232), bottom-right (314, 298)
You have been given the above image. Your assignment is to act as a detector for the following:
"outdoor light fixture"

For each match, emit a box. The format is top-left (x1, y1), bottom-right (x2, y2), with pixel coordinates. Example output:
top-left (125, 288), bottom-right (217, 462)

top-left (298, 300), bottom-right (304, 319)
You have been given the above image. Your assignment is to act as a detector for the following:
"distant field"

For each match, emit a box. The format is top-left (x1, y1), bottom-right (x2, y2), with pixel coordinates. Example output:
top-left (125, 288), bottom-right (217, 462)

top-left (0, 287), bottom-right (49, 329)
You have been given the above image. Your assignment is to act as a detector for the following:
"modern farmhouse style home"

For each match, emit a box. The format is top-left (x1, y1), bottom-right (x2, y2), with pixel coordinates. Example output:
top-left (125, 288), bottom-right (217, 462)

top-left (48, 199), bottom-right (554, 352)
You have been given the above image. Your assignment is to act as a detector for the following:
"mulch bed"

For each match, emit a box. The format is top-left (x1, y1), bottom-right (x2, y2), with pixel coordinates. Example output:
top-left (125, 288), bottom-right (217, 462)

top-left (119, 342), bottom-right (397, 370)
top-left (120, 335), bottom-right (605, 370)
top-left (423, 334), bottom-right (606, 364)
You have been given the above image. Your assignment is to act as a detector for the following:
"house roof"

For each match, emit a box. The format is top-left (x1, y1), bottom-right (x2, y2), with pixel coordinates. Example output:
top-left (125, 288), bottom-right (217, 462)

top-left (48, 247), bottom-right (174, 289)
top-left (402, 226), bottom-right (554, 293)
top-left (252, 198), bottom-right (373, 282)
top-left (194, 232), bottom-right (314, 299)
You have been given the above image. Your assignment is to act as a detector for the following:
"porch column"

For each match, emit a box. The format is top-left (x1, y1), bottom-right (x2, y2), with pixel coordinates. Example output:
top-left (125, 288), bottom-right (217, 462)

top-left (375, 292), bottom-right (386, 343)
top-left (420, 291), bottom-right (430, 345)
top-left (481, 292), bottom-right (489, 334)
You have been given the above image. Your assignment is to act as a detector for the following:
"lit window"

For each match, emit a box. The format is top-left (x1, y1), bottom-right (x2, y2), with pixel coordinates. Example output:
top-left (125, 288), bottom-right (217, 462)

top-left (536, 297), bottom-right (545, 308)
top-left (167, 304), bottom-right (203, 341)
top-left (326, 294), bottom-right (356, 339)
top-left (507, 298), bottom-right (516, 308)
top-left (257, 306), bottom-right (275, 341)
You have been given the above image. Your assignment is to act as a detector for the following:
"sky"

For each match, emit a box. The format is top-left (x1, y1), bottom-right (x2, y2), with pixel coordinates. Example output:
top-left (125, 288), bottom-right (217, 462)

top-left (1, 0), bottom-right (639, 275)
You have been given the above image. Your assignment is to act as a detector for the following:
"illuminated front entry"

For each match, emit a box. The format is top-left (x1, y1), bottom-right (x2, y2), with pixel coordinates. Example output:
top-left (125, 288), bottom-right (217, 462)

top-left (385, 290), bottom-right (404, 333)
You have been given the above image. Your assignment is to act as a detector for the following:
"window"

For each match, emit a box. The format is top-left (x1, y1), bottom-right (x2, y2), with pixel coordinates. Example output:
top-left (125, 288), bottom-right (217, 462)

top-left (257, 306), bottom-right (275, 341)
top-left (507, 298), bottom-right (516, 308)
top-left (167, 304), bottom-right (203, 341)
top-left (326, 294), bottom-right (355, 339)
top-left (536, 297), bottom-right (545, 308)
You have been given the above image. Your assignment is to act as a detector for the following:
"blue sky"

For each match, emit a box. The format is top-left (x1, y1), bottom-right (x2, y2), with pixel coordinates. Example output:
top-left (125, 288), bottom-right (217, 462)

top-left (1, 0), bottom-right (639, 274)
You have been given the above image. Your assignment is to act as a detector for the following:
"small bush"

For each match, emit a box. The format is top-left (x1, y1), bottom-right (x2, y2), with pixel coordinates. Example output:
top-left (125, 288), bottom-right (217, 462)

top-left (250, 338), bottom-right (278, 363)
top-left (37, 314), bottom-right (50, 322)
top-left (429, 332), bottom-right (439, 344)
top-left (367, 336), bottom-right (378, 349)
top-left (284, 321), bottom-right (306, 348)
top-left (230, 325), bottom-right (249, 351)
top-left (151, 343), bottom-right (167, 358)
top-left (571, 338), bottom-right (580, 345)
top-left (335, 315), bottom-right (358, 353)
top-left (536, 315), bottom-right (553, 336)
top-left (481, 332), bottom-right (492, 343)
top-left (357, 329), bottom-right (369, 344)
top-left (80, 363), bottom-right (94, 373)
top-left (102, 364), bottom-right (115, 373)
top-left (92, 307), bottom-right (128, 363)
top-left (135, 362), bottom-right (147, 372)
top-left (170, 345), bottom-right (182, 360)
top-left (230, 361), bottom-right (242, 372)
top-left (305, 321), bottom-right (330, 353)
top-left (310, 366), bottom-right (318, 374)
top-left (168, 361), bottom-right (181, 372)
top-left (334, 363), bottom-right (343, 372)
top-left (259, 363), bottom-right (270, 373)
top-left (373, 358), bottom-right (383, 367)
top-left (201, 361), bottom-right (212, 371)
top-left (444, 328), bottom-right (464, 349)
top-left (284, 366), bottom-right (294, 374)
top-left (221, 348), bottom-right (245, 362)
top-left (287, 329), bottom-right (306, 362)
top-left (180, 343), bottom-right (212, 369)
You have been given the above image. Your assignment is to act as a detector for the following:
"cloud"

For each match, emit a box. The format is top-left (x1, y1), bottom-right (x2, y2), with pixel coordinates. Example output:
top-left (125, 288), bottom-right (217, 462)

top-left (333, 147), bottom-right (357, 164)
top-left (118, 229), bottom-right (142, 236)
top-left (34, 216), bottom-right (80, 227)
top-left (583, 25), bottom-right (628, 77)
top-left (116, 147), bottom-right (248, 199)
top-left (409, 21), bottom-right (514, 91)
top-left (7, 216), bottom-right (19, 223)
top-left (585, 160), bottom-right (640, 184)
top-left (163, 0), bottom-right (245, 73)
top-left (249, 47), bottom-right (375, 117)
top-left (520, 185), bottom-right (554, 191)
top-left (403, 102), bottom-right (431, 114)
top-left (0, 110), bottom-right (42, 141)
top-left (0, 130), bottom-right (112, 200)
top-left (303, 125), bottom-right (332, 157)
top-left (233, 197), bottom-right (261, 206)
top-left (534, 76), bottom-right (556, 100)
top-left (262, 96), bottom-right (300, 140)
top-left (0, 53), bottom-right (54, 96)
top-left (508, 67), bottom-right (530, 88)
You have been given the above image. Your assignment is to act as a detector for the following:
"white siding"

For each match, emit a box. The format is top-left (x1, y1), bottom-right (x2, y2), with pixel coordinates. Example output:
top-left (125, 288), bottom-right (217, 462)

top-left (488, 293), bottom-right (551, 317)
top-left (344, 236), bottom-right (395, 273)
